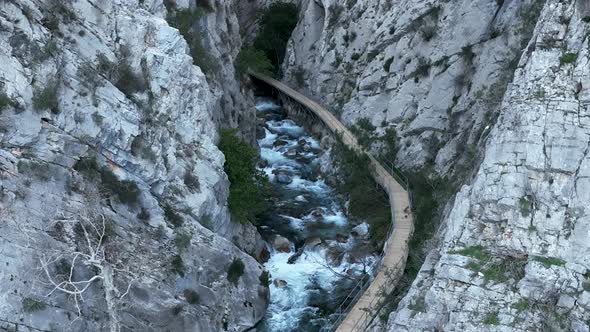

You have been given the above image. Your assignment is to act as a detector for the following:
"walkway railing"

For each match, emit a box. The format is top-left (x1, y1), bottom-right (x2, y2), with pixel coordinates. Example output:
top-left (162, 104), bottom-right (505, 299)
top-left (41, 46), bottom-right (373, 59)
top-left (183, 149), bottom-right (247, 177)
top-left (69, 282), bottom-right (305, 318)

top-left (249, 71), bottom-right (415, 332)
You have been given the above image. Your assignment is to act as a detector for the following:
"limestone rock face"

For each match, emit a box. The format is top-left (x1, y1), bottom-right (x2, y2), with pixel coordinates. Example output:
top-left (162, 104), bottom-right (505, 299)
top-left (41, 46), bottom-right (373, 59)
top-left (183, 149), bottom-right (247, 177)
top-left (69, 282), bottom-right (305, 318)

top-left (282, 0), bottom-right (545, 178)
top-left (0, 0), bottom-right (267, 331)
top-left (282, 0), bottom-right (590, 330)
top-left (386, 1), bottom-right (590, 331)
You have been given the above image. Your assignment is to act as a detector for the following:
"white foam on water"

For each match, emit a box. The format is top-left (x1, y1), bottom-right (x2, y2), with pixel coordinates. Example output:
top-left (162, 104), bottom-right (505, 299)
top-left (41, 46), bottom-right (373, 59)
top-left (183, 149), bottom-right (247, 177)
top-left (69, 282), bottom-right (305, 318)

top-left (267, 120), bottom-right (305, 137)
top-left (260, 128), bottom-right (278, 147)
top-left (261, 147), bottom-right (293, 166)
top-left (256, 100), bottom-right (281, 112)
top-left (323, 209), bottom-right (347, 226)
top-left (295, 195), bottom-right (307, 202)
top-left (280, 214), bottom-right (305, 230)
top-left (287, 176), bottom-right (329, 193)
top-left (265, 248), bottom-right (351, 331)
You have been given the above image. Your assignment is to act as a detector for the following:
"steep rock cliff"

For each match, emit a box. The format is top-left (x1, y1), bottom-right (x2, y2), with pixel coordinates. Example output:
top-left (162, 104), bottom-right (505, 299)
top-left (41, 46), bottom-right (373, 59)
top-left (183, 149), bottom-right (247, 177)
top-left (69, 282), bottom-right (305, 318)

top-left (283, 0), bottom-right (544, 180)
top-left (389, 1), bottom-right (590, 330)
top-left (282, 0), bottom-right (590, 330)
top-left (0, 0), bottom-right (267, 331)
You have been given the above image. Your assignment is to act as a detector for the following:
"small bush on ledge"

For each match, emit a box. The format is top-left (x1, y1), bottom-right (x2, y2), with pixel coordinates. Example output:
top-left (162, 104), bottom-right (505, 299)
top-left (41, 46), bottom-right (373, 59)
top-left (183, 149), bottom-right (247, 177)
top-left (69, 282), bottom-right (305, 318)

top-left (559, 52), bottom-right (577, 65)
top-left (32, 79), bottom-right (59, 113)
top-left (227, 258), bottom-right (245, 285)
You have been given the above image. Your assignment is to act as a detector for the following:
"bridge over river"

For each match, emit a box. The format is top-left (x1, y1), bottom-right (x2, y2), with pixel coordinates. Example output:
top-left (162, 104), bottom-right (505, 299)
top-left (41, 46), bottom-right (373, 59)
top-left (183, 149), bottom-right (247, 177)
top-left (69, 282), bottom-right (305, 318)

top-left (249, 72), bottom-right (415, 331)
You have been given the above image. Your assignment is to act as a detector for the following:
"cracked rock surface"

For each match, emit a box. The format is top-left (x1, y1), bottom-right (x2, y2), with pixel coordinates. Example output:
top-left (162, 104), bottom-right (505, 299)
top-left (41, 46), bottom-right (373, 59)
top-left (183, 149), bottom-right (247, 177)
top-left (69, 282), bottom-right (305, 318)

top-left (281, 0), bottom-right (590, 330)
top-left (0, 0), bottom-right (268, 331)
top-left (388, 1), bottom-right (590, 331)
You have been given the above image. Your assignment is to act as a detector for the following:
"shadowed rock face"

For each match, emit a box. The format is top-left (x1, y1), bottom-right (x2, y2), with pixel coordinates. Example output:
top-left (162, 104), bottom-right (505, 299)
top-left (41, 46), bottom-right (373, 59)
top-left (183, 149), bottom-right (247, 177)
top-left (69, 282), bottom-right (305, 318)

top-left (280, 0), bottom-right (590, 330)
top-left (0, 0), bottom-right (267, 331)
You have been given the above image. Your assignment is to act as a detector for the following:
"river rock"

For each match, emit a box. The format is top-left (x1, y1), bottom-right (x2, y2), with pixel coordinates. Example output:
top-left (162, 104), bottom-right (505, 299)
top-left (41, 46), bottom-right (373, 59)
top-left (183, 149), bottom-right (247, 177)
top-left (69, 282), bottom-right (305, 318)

top-left (305, 237), bottom-right (322, 247)
top-left (273, 235), bottom-right (292, 253)
top-left (273, 139), bottom-right (290, 147)
top-left (275, 173), bottom-right (293, 184)
top-left (351, 223), bottom-right (369, 238)
top-left (273, 279), bottom-right (288, 288)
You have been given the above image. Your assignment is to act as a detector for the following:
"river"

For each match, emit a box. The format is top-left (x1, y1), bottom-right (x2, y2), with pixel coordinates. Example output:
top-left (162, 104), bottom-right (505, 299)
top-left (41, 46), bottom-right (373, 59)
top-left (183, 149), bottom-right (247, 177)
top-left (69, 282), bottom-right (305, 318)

top-left (254, 98), bottom-right (378, 332)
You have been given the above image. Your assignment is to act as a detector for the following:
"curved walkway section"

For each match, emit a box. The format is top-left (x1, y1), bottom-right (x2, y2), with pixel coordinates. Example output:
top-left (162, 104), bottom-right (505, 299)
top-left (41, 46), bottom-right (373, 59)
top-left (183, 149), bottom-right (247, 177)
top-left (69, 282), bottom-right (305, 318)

top-left (249, 71), bottom-right (415, 331)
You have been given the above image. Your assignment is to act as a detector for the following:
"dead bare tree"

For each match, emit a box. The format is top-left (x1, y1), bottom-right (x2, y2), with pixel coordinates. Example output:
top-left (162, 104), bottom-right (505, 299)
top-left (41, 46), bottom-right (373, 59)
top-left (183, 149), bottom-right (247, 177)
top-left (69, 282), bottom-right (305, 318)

top-left (38, 207), bottom-right (134, 330)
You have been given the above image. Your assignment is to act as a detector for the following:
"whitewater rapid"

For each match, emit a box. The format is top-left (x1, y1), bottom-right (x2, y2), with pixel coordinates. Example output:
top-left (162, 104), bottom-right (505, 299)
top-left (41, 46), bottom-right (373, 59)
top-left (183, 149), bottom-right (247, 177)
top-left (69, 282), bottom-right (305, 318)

top-left (255, 98), bottom-right (377, 331)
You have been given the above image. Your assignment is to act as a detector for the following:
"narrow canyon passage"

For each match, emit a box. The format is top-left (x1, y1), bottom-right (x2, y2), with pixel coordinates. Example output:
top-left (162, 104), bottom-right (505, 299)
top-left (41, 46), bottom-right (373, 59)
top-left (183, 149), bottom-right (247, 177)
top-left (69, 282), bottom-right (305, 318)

top-left (253, 98), bottom-right (378, 331)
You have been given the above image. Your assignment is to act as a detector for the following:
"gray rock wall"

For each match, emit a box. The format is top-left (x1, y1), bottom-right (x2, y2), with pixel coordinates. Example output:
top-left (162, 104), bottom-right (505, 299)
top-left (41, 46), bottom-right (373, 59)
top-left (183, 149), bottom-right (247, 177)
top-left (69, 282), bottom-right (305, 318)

top-left (389, 1), bottom-right (590, 330)
top-left (283, 0), bottom-right (543, 180)
top-left (0, 0), bottom-right (268, 331)
top-left (281, 0), bottom-right (590, 330)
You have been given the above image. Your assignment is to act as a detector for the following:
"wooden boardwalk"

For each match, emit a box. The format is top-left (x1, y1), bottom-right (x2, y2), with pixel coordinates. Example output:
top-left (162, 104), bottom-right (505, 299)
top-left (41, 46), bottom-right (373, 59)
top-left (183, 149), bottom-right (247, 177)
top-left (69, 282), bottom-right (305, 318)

top-left (249, 72), bottom-right (415, 331)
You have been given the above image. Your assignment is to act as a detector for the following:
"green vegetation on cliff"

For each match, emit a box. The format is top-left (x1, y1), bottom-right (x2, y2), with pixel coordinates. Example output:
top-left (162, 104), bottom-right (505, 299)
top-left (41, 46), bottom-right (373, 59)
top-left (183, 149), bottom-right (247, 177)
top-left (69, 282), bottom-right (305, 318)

top-left (333, 141), bottom-right (391, 247)
top-left (218, 129), bottom-right (269, 224)
top-left (238, 2), bottom-right (298, 77)
top-left (253, 2), bottom-right (298, 73)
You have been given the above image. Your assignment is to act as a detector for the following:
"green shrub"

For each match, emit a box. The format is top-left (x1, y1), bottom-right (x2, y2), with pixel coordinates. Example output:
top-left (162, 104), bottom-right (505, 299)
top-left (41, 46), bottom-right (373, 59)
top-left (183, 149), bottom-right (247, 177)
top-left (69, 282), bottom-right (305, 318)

top-left (227, 258), bottom-right (245, 285)
top-left (0, 90), bottom-right (16, 113)
top-left (449, 245), bottom-right (490, 261)
top-left (165, 8), bottom-right (217, 75)
top-left (22, 297), bottom-right (46, 312)
top-left (533, 256), bottom-right (565, 268)
top-left (483, 312), bottom-right (500, 325)
top-left (184, 172), bottom-right (200, 192)
top-left (332, 140), bottom-right (391, 246)
top-left (420, 25), bottom-right (437, 41)
top-left (172, 255), bottom-right (185, 276)
top-left (412, 57), bottom-right (431, 79)
top-left (559, 52), bottom-right (577, 65)
top-left (114, 63), bottom-right (146, 98)
top-left (383, 57), bottom-right (394, 72)
top-left (518, 196), bottom-right (531, 217)
top-left (218, 129), bottom-right (269, 224)
top-left (164, 204), bottom-right (184, 227)
top-left (17, 160), bottom-right (51, 181)
top-left (511, 299), bottom-right (529, 312)
top-left (236, 47), bottom-right (273, 76)
top-left (32, 80), bottom-right (59, 113)
top-left (465, 261), bottom-right (482, 271)
top-left (137, 208), bottom-right (150, 221)
top-left (328, 5), bottom-right (344, 28)
top-left (174, 228), bottom-right (192, 251)
top-left (259, 270), bottom-right (270, 287)
top-left (253, 2), bottom-right (298, 74)
top-left (183, 289), bottom-right (200, 304)
top-left (74, 158), bottom-right (141, 206)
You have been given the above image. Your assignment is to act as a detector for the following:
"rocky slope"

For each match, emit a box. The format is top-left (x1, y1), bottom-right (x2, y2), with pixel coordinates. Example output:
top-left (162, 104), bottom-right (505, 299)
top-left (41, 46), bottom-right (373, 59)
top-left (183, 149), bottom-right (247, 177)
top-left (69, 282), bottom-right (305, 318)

top-left (389, 1), bottom-right (590, 331)
top-left (281, 0), bottom-right (590, 330)
top-left (0, 0), bottom-right (267, 331)
top-left (283, 0), bottom-right (545, 180)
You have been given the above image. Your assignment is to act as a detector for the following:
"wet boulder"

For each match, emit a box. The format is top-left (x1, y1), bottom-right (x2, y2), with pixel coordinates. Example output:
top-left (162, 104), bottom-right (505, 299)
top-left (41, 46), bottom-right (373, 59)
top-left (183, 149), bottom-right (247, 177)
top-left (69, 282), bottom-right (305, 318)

top-left (305, 237), bottom-right (322, 247)
top-left (273, 279), bottom-right (288, 288)
top-left (275, 173), bottom-right (293, 184)
top-left (351, 223), bottom-right (369, 238)
top-left (273, 139), bottom-right (290, 148)
top-left (273, 235), bottom-right (292, 253)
